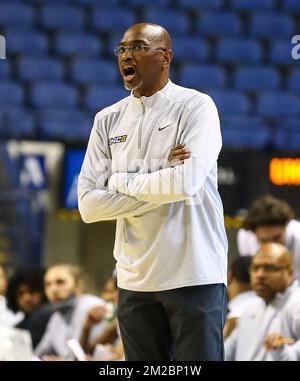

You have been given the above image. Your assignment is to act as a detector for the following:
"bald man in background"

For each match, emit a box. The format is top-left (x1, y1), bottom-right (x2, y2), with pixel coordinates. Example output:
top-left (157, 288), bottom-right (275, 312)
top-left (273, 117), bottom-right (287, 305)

top-left (78, 23), bottom-right (227, 360)
top-left (225, 243), bottom-right (300, 361)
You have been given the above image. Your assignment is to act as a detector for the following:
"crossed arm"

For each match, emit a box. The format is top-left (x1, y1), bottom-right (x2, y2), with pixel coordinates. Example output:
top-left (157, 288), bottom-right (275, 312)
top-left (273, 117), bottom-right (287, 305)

top-left (78, 124), bottom-right (191, 223)
top-left (78, 97), bottom-right (220, 223)
top-left (108, 99), bottom-right (221, 204)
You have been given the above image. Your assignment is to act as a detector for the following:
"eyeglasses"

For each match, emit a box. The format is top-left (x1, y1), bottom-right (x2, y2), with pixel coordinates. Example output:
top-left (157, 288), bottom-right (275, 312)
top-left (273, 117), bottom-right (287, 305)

top-left (250, 264), bottom-right (289, 273)
top-left (114, 43), bottom-right (167, 57)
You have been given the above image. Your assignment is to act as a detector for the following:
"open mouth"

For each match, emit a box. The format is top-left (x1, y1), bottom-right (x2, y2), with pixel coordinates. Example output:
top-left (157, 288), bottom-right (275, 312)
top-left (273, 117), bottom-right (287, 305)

top-left (122, 66), bottom-right (136, 81)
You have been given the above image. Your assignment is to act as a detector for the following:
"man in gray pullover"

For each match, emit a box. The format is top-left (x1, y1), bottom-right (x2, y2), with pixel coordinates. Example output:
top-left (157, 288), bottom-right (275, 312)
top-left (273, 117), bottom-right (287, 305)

top-left (78, 23), bottom-right (228, 360)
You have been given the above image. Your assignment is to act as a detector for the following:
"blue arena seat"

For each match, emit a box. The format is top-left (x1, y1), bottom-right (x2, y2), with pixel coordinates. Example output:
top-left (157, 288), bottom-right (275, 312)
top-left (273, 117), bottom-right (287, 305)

top-left (6, 31), bottom-right (48, 55)
top-left (84, 85), bottom-right (128, 111)
top-left (196, 13), bottom-right (242, 36)
top-left (92, 8), bottom-right (136, 32)
top-left (143, 9), bottom-right (190, 34)
top-left (270, 40), bottom-right (296, 64)
top-left (0, 3), bottom-right (34, 28)
top-left (288, 69), bottom-right (300, 91)
top-left (230, 0), bottom-right (275, 10)
top-left (274, 120), bottom-right (300, 150)
top-left (31, 0), bottom-right (73, 3)
top-left (71, 59), bottom-right (119, 85)
top-left (55, 33), bottom-right (102, 57)
top-left (222, 117), bottom-right (268, 130)
top-left (77, 0), bottom-right (119, 5)
top-left (209, 90), bottom-right (250, 116)
top-left (179, 64), bottom-right (226, 90)
top-left (125, 0), bottom-right (171, 7)
top-left (222, 117), bottom-right (269, 148)
top-left (216, 39), bottom-right (262, 63)
top-left (39, 109), bottom-right (92, 142)
top-left (30, 0), bottom-right (73, 3)
top-left (222, 128), bottom-right (269, 149)
top-left (234, 67), bottom-right (280, 91)
top-left (176, 0), bottom-right (223, 9)
top-left (0, 82), bottom-right (23, 107)
top-left (0, 61), bottom-right (10, 79)
top-left (30, 82), bottom-right (78, 109)
top-left (0, 108), bottom-right (35, 139)
top-left (18, 56), bottom-right (64, 82)
top-left (40, 5), bottom-right (85, 31)
top-left (282, 0), bottom-right (300, 11)
top-left (249, 14), bottom-right (294, 39)
top-left (257, 92), bottom-right (300, 118)
top-left (282, 118), bottom-right (299, 129)
top-left (274, 130), bottom-right (300, 151)
top-left (172, 37), bottom-right (209, 62)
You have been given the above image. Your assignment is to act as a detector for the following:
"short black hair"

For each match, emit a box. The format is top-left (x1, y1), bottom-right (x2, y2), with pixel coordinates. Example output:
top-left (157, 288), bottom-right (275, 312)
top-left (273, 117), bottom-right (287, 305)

top-left (6, 267), bottom-right (47, 313)
top-left (243, 195), bottom-right (294, 232)
top-left (230, 256), bottom-right (252, 284)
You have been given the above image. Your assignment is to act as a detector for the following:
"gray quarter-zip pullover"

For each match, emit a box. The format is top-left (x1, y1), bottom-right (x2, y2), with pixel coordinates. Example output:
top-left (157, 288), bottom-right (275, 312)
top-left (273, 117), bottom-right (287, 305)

top-left (78, 80), bottom-right (228, 291)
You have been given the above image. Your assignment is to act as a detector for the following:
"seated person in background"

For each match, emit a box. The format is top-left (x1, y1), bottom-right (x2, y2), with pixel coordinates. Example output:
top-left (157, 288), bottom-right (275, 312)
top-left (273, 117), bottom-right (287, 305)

top-left (225, 243), bottom-right (300, 361)
top-left (0, 263), bottom-right (24, 326)
top-left (35, 264), bottom-right (107, 360)
top-left (224, 256), bottom-right (257, 339)
top-left (100, 271), bottom-right (118, 303)
top-left (0, 264), bottom-right (8, 297)
top-left (80, 275), bottom-right (124, 360)
top-left (5, 267), bottom-right (53, 348)
top-left (237, 195), bottom-right (300, 281)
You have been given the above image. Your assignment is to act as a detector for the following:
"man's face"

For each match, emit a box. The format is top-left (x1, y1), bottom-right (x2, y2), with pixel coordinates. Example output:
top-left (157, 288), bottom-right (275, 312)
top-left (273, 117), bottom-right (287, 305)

top-left (17, 284), bottom-right (42, 314)
top-left (117, 25), bottom-right (166, 96)
top-left (255, 225), bottom-right (286, 245)
top-left (250, 251), bottom-right (292, 303)
top-left (44, 267), bottom-right (77, 304)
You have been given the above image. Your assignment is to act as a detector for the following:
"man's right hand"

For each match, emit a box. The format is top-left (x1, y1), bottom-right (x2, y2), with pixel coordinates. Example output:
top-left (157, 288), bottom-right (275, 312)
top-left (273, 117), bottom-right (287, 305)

top-left (84, 305), bottom-right (107, 330)
top-left (168, 143), bottom-right (191, 166)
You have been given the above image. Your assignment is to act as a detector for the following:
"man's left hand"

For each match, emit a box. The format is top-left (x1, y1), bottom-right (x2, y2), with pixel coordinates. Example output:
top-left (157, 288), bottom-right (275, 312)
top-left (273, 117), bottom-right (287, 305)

top-left (265, 332), bottom-right (295, 351)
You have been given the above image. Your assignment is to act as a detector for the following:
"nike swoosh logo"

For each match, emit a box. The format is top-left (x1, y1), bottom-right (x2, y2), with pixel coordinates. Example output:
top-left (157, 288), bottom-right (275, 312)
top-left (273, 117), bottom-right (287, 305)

top-left (158, 123), bottom-right (173, 131)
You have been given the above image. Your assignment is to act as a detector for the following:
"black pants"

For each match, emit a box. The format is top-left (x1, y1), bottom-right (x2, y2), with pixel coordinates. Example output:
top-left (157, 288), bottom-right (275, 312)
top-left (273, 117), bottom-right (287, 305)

top-left (117, 283), bottom-right (226, 361)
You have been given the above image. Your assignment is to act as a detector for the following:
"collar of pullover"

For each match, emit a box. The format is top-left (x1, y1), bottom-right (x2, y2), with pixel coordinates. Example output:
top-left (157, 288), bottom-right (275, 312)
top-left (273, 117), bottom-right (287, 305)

top-left (130, 79), bottom-right (173, 109)
top-left (269, 280), bottom-right (299, 307)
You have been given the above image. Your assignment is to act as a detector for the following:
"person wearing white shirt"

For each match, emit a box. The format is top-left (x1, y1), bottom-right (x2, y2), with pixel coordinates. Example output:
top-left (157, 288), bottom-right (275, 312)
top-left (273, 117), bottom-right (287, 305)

top-left (35, 264), bottom-right (106, 360)
top-left (78, 23), bottom-right (228, 360)
top-left (225, 243), bottom-right (300, 361)
top-left (237, 195), bottom-right (300, 281)
top-left (224, 256), bottom-right (258, 339)
top-left (0, 264), bottom-right (23, 327)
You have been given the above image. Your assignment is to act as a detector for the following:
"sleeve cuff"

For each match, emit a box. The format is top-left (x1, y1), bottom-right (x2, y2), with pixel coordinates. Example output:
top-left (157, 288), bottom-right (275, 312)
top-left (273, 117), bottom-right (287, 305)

top-left (108, 173), bottom-right (130, 195)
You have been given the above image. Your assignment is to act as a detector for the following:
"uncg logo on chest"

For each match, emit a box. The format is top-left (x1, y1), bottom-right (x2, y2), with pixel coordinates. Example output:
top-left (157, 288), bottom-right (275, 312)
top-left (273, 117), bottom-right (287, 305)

top-left (108, 135), bottom-right (127, 146)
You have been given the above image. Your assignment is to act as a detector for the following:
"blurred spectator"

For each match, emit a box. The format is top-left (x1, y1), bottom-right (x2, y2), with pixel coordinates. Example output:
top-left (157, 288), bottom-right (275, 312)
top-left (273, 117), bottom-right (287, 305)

top-left (6, 267), bottom-right (53, 348)
top-left (237, 195), bottom-right (300, 281)
top-left (0, 264), bottom-right (7, 296)
top-left (225, 243), bottom-right (300, 361)
top-left (100, 272), bottom-right (118, 303)
top-left (0, 264), bottom-right (24, 326)
top-left (224, 256), bottom-right (257, 339)
top-left (35, 264), bottom-right (107, 360)
top-left (80, 274), bottom-right (123, 360)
